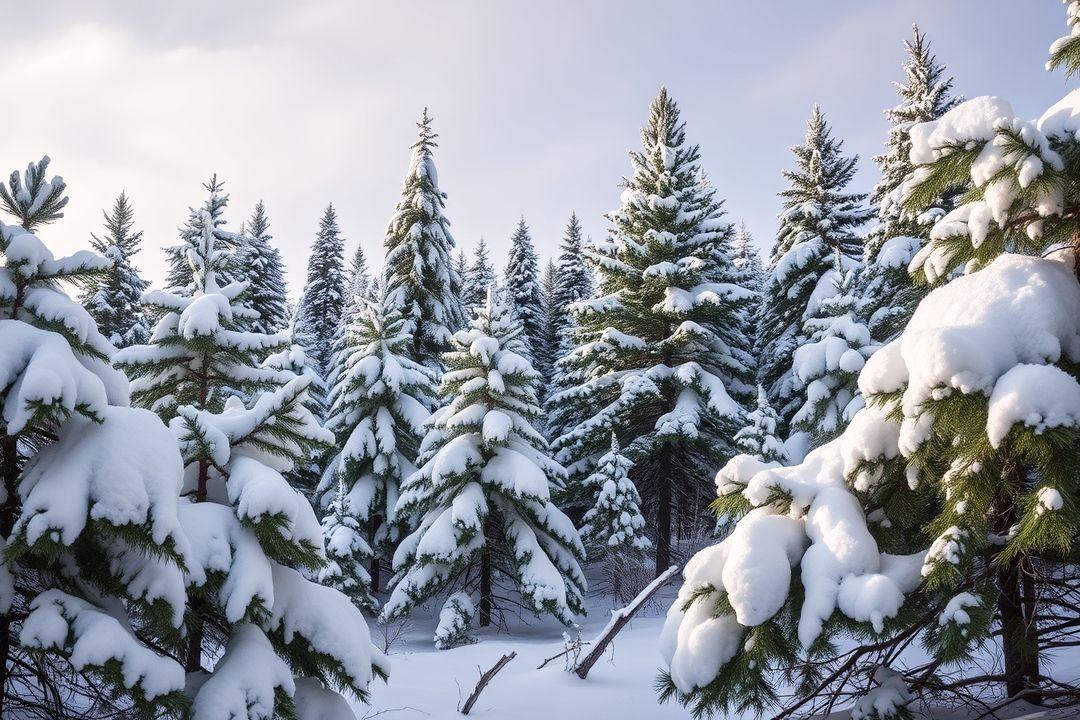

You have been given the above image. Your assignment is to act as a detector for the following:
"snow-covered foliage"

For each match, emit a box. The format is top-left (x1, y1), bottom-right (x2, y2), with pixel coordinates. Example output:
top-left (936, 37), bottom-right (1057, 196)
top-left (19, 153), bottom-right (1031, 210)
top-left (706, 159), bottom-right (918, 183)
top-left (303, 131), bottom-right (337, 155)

top-left (236, 201), bottom-right (289, 335)
top-left (126, 216), bottom-right (388, 716)
top-left (733, 386), bottom-right (786, 464)
top-left (294, 204), bottom-right (347, 376)
top-left (791, 262), bottom-right (877, 444)
top-left (320, 477), bottom-right (376, 611)
top-left (504, 217), bottom-right (547, 371)
top-left (661, 70), bottom-right (1080, 713)
top-left (461, 236), bottom-right (495, 314)
top-left (579, 434), bottom-right (649, 554)
top-left (1048, 0), bottom-right (1080, 76)
top-left (759, 106), bottom-right (871, 432)
top-left (0, 157), bottom-right (190, 716)
top-left (384, 290), bottom-right (586, 627)
top-left (549, 213), bottom-right (594, 364)
top-left (117, 210), bottom-right (291, 418)
top-left (318, 293), bottom-right (437, 606)
top-left (433, 592), bottom-right (477, 650)
top-left (550, 88), bottom-right (752, 572)
top-left (79, 191), bottom-right (151, 347)
top-left (383, 109), bottom-right (466, 369)
top-left (165, 175), bottom-right (242, 293)
top-left (861, 26), bottom-right (960, 343)
top-left (262, 341), bottom-right (328, 494)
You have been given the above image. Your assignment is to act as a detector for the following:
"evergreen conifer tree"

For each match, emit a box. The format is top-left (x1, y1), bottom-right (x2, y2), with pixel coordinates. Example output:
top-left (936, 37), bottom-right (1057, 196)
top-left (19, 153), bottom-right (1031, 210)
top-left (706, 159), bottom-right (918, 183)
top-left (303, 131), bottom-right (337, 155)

top-left (550, 89), bottom-right (752, 576)
top-left (165, 175), bottom-right (238, 293)
top-left (383, 109), bottom-right (465, 368)
top-left (294, 204), bottom-right (347, 376)
top-left (660, 26), bottom-right (1080, 715)
top-left (236, 201), bottom-right (289, 335)
top-left (579, 434), bottom-right (649, 555)
top-left (119, 204), bottom-right (388, 716)
top-left (347, 243), bottom-right (372, 308)
top-left (732, 386), bottom-right (786, 464)
top-left (549, 212), bottom-right (594, 362)
top-left (80, 191), bottom-right (151, 348)
top-left (538, 258), bottom-right (559, 386)
top-left (318, 292), bottom-right (437, 600)
top-left (383, 290), bottom-right (585, 627)
top-left (462, 237), bottom-right (495, 313)
top-left (319, 478), bottom-right (376, 612)
top-left (759, 106), bottom-right (871, 433)
top-left (0, 158), bottom-right (192, 718)
top-left (791, 261), bottom-right (876, 445)
top-left (861, 26), bottom-right (960, 343)
top-left (503, 217), bottom-right (546, 368)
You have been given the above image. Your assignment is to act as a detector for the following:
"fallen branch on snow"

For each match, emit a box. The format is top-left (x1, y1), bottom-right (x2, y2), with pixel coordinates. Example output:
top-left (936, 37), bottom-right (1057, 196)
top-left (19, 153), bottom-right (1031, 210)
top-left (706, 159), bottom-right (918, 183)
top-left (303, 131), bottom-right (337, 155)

top-left (574, 564), bottom-right (681, 680)
top-left (460, 651), bottom-right (517, 715)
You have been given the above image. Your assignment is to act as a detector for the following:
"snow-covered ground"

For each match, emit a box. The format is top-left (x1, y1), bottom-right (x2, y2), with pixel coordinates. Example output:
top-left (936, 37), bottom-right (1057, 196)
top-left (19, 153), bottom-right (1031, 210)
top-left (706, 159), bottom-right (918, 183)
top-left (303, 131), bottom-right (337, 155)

top-left (354, 586), bottom-right (689, 720)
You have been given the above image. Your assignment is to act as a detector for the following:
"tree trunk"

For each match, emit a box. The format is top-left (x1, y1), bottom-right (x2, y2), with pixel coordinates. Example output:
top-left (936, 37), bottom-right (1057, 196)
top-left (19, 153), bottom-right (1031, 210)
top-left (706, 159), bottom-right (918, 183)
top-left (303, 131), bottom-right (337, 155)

top-left (369, 516), bottom-right (381, 594)
top-left (654, 445), bottom-right (672, 579)
top-left (479, 516), bottom-right (495, 627)
top-left (1022, 560), bottom-right (1042, 704)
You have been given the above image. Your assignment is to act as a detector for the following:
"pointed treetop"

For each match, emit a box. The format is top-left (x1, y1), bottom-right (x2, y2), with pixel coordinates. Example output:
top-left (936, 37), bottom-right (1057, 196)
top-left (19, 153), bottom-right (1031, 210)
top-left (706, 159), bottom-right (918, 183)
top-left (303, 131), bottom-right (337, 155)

top-left (414, 108), bottom-right (439, 152)
top-left (0, 156), bottom-right (68, 231)
top-left (609, 432), bottom-right (620, 455)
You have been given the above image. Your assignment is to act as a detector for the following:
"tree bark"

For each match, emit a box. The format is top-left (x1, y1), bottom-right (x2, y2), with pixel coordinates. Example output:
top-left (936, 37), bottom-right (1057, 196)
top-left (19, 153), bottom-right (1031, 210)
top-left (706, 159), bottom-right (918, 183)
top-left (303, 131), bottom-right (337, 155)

top-left (460, 652), bottom-right (516, 714)
top-left (369, 515), bottom-right (381, 594)
top-left (654, 444), bottom-right (672, 579)
top-left (995, 463), bottom-right (1040, 701)
top-left (479, 515), bottom-right (495, 627)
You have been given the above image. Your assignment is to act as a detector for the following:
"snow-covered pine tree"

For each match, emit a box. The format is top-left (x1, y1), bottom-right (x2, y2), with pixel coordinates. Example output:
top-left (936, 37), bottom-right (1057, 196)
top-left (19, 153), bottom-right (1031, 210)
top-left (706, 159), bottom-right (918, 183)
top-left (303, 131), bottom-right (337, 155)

top-left (660, 31), bottom-right (1080, 716)
top-left (550, 88), bottom-right (751, 575)
top-left (861, 26), bottom-right (960, 343)
top-left (732, 386), bottom-right (786, 464)
top-left (453, 249), bottom-right (468, 302)
top-left (318, 291), bottom-right (437, 600)
top-left (1047, 0), bottom-right (1080, 77)
top-left (120, 203), bottom-right (388, 716)
top-left (791, 259), bottom-right (876, 445)
top-left (236, 201), bottom-right (289, 335)
top-left (759, 106), bottom-right (871, 434)
top-left (0, 158), bottom-right (191, 717)
top-left (383, 109), bottom-right (465, 368)
top-left (383, 289), bottom-right (585, 628)
top-left (319, 478), bottom-right (376, 612)
top-left (538, 258), bottom-right (559, 385)
top-left (549, 212), bottom-right (593, 362)
top-left (579, 433), bottom-right (649, 555)
top-left (461, 236), bottom-right (495, 313)
top-left (346, 243), bottom-right (372, 308)
top-left (731, 222), bottom-right (764, 298)
top-left (262, 342), bottom-right (328, 495)
top-left (294, 204), bottom-right (347, 377)
top-left (165, 174), bottom-right (237, 293)
top-left (79, 191), bottom-right (151, 347)
top-left (504, 217), bottom-right (546, 367)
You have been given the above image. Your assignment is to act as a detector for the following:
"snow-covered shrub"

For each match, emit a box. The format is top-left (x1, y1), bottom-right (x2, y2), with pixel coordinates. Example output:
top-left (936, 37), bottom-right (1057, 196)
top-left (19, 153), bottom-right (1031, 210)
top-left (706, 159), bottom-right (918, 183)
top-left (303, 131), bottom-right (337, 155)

top-left (384, 290), bottom-right (585, 628)
top-left (660, 40), bottom-right (1080, 717)
top-left (434, 592), bottom-right (477, 650)
top-left (0, 158), bottom-right (189, 716)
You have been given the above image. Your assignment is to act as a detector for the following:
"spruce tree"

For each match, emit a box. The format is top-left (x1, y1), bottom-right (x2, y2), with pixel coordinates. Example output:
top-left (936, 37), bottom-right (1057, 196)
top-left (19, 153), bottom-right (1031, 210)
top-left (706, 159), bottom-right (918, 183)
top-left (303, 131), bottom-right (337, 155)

top-left (538, 258), bottom-right (559, 385)
top-left (383, 290), bottom-right (586, 627)
top-left (0, 158), bottom-right (191, 718)
top-left (504, 217), bottom-right (546, 368)
top-left (759, 106), bottom-right (871, 434)
top-left (453, 249), bottom-right (468, 303)
top-left (346, 243), bottom-right (372, 308)
top-left (550, 89), bottom-right (752, 576)
top-left (791, 261), bottom-right (876, 445)
top-left (318, 292), bottom-right (437, 600)
top-left (462, 236), bottom-right (496, 312)
top-left (262, 342), bottom-right (328, 495)
top-left (383, 109), bottom-right (465, 368)
top-left (579, 434), bottom-right (649, 555)
top-left (661, 26), bottom-right (1080, 716)
top-left (80, 191), bottom-right (151, 348)
top-left (294, 204), bottom-right (347, 376)
top-left (732, 386), bottom-right (786, 464)
top-left (165, 174), bottom-right (238, 293)
top-left (549, 212), bottom-right (594, 362)
top-left (319, 478), bottom-right (376, 612)
top-left (120, 205), bottom-right (388, 716)
top-left (236, 201), bottom-right (289, 335)
top-left (861, 26), bottom-right (960, 343)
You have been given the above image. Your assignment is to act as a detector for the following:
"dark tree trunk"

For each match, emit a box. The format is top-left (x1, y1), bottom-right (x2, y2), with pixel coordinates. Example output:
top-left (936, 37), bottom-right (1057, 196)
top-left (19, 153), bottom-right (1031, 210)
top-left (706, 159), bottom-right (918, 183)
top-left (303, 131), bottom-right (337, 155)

top-left (479, 515), bottom-right (495, 627)
top-left (369, 516), bottom-right (381, 594)
top-left (654, 444), bottom-right (672, 579)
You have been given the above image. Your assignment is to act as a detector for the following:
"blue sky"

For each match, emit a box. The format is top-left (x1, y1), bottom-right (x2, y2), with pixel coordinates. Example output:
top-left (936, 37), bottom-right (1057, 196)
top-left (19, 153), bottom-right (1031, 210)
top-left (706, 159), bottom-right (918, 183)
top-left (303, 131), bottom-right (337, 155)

top-left (2, 1), bottom-right (1071, 291)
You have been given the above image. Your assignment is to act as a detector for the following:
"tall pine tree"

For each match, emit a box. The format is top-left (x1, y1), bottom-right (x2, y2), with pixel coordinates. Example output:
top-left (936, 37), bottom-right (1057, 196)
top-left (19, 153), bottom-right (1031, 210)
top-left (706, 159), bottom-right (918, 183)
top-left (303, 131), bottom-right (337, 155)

top-left (759, 106), bottom-right (871, 434)
top-left (539, 258), bottom-right (559, 385)
top-left (383, 289), bottom-right (585, 627)
top-left (504, 217), bottom-right (546, 371)
top-left (462, 236), bottom-right (495, 312)
top-left (383, 109), bottom-right (465, 368)
top-left (550, 89), bottom-right (752, 576)
top-left (80, 191), bottom-right (151, 347)
top-left (236, 201), bottom-right (289, 335)
top-left (165, 174), bottom-right (238, 293)
top-left (861, 25), bottom-right (960, 343)
top-left (294, 204), bottom-right (347, 376)
top-left (549, 212), bottom-right (593, 361)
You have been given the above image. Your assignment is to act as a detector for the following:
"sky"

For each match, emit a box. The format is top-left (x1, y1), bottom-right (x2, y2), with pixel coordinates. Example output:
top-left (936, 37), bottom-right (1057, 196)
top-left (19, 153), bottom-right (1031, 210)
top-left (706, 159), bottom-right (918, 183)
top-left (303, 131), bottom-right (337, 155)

top-left (1, 0), bottom-right (1072, 294)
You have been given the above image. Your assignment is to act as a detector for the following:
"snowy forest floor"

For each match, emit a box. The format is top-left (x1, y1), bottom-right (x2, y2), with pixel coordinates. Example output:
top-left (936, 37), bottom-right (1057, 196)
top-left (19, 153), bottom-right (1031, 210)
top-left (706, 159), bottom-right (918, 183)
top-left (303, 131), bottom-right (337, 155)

top-left (351, 578), bottom-right (1080, 720)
